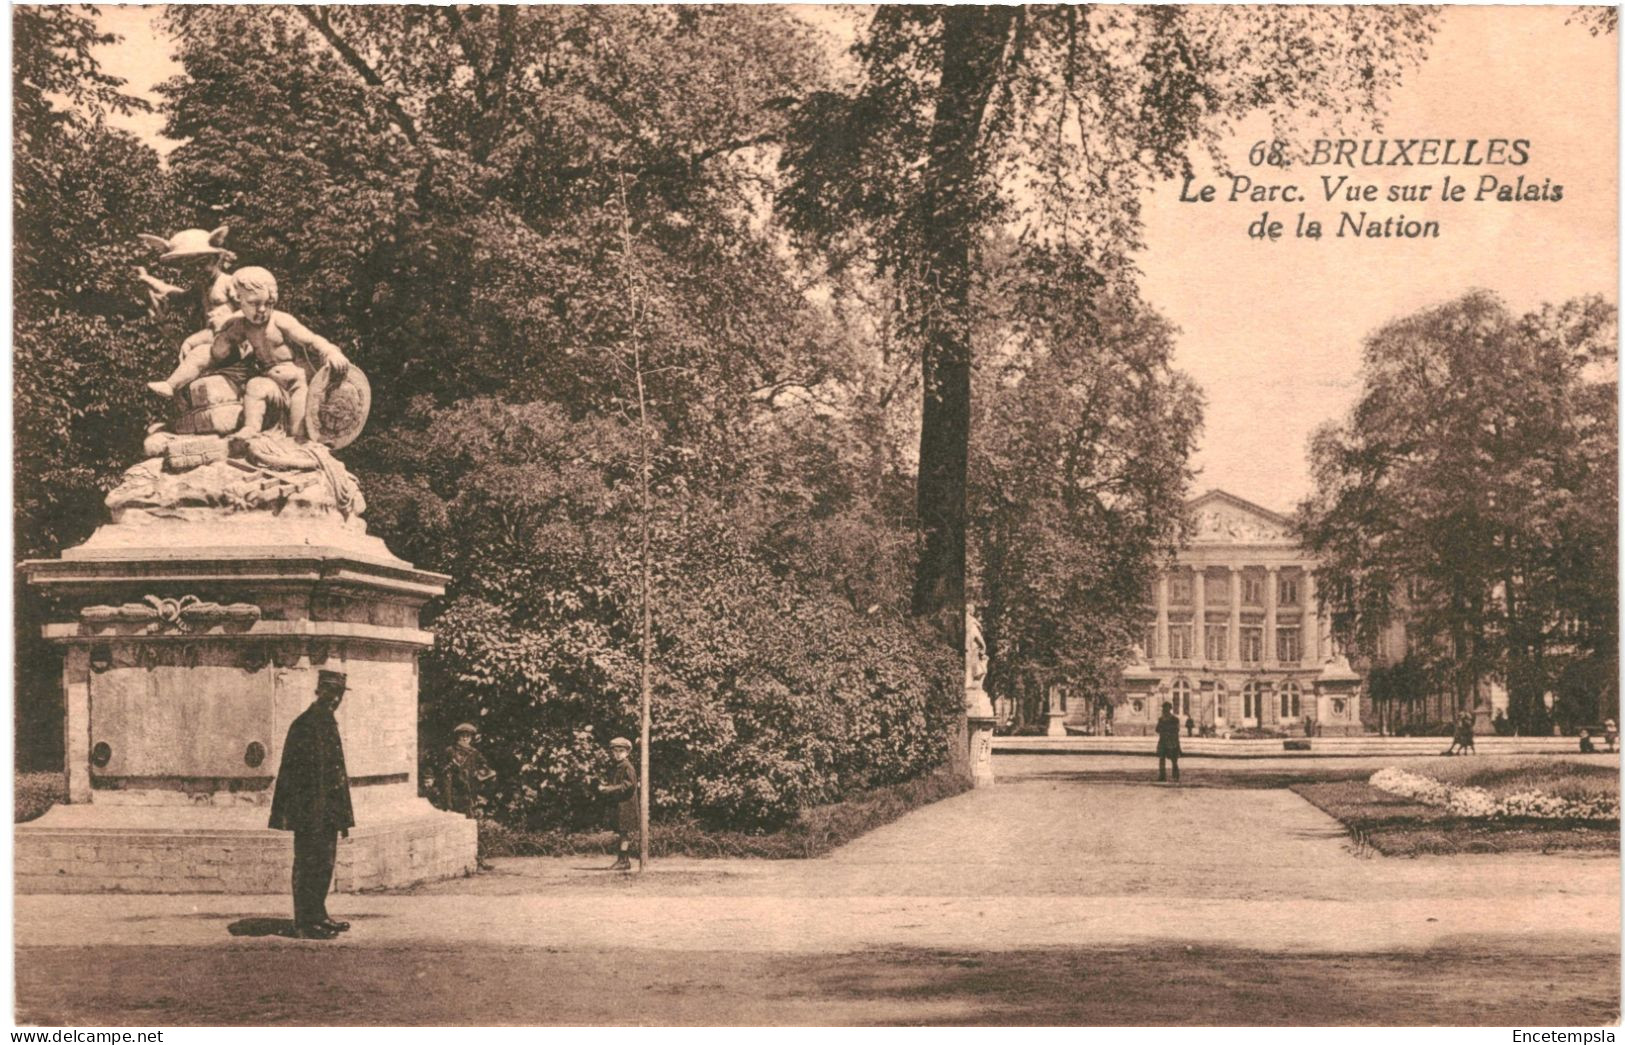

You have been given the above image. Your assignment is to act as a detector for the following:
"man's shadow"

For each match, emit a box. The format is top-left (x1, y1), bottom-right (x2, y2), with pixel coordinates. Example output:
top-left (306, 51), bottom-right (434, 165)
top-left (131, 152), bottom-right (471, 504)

top-left (227, 917), bottom-right (298, 937)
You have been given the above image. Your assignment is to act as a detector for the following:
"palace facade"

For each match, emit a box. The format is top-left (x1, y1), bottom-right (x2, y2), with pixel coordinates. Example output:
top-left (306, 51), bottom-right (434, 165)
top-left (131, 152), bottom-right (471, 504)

top-left (1106, 489), bottom-right (1365, 736)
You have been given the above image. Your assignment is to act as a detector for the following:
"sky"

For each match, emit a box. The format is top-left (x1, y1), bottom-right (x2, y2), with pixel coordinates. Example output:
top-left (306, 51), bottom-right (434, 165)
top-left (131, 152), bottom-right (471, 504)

top-left (89, 6), bottom-right (1619, 516)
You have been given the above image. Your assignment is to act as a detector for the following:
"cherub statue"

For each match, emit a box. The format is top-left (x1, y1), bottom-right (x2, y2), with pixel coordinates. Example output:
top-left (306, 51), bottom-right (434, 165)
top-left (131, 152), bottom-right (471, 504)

top-left (208, 266), bottom-right (350, 441)
top-left (136, 226), bottom-right (241, 398)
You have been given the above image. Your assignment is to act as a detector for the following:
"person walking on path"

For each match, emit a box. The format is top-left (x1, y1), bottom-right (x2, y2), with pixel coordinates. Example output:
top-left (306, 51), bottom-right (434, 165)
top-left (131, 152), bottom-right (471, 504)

top-left (1185, 715), bottom-right (1195, 738)
top-left (1605, 719), bottom-right (1618, 753)
top-left (598, 737), bottom-right (639, 870)
top-left (1448, 711), bottom-right (1476, 756)
top-left (1156, 702), bottom-right (1183, 783)
top-left (269, 669), bottom-right (355, 939)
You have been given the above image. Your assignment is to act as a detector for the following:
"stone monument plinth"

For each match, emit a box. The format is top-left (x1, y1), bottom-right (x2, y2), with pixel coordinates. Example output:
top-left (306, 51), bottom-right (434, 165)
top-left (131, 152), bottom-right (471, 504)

top-left (965, 606), bottom-right (995, 786)
top-left (18, 519), bottom-right (474, 893)
top-left (1313, 652), bottom-right (1365, 737)
top-left (18, 246), bottom-right (475, 893)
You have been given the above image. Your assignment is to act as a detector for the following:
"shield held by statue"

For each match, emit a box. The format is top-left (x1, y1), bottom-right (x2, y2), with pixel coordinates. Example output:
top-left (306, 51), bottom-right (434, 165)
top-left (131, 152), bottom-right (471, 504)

top-left (305, 363), bottom-right (372, 449)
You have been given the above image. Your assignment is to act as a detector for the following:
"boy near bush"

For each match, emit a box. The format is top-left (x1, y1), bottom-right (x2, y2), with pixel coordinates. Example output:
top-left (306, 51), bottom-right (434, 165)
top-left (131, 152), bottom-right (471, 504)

top-left (598, 737), bottom-right (639, 871)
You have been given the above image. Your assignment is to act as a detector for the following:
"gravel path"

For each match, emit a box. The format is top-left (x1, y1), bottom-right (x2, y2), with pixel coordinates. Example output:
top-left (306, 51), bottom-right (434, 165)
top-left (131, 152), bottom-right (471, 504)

top-left (15, 755), bottom-right (1619, 1024)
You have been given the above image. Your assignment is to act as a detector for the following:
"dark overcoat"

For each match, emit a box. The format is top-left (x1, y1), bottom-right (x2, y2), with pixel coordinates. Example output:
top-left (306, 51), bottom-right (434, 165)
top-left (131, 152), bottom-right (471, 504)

top-left (269, 703), bottom-right (355, 834)
top-left (602, 758), bottom-right (639, 834)
top-left (1155, 713), bottom-right (1183, 758)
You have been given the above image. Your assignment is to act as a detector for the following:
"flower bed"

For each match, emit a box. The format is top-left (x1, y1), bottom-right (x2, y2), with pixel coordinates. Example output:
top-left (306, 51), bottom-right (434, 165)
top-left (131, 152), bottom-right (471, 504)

top-left (1370, 766), bottom-right (1619, 821)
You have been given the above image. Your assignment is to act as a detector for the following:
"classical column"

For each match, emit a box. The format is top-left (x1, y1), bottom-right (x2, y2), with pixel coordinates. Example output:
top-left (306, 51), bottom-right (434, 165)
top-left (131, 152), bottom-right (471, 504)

top-left (1155, 573), bottom-right (1169, 664)
top-left (1264, 566), bottom-right (1279, 668)
top-left (1303, 568), bottom-right (1319, 665)
top-left (1228, 565), bottom-right (1242, 666)
top-left (1192, 568), bottom-right (1206, 665)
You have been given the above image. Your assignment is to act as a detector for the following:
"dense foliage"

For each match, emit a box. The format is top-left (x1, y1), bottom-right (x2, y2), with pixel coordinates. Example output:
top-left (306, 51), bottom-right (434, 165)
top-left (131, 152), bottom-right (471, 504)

top-left (144, 6), bottom-right (955, 828)
top-left (1299, 291), bottom-right (1618, 733)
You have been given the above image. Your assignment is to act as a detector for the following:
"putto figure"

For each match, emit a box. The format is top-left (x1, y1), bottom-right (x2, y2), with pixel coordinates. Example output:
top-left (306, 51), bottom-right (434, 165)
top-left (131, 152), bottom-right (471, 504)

top-left (208, 266), bottom-right (352, 441)
top-left (136, 226), bottom-right (237, 391)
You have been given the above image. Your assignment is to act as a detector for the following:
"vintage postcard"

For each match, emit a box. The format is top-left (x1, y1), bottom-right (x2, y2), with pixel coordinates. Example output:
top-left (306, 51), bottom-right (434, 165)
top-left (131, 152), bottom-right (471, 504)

top-left (11, 3), bottom-right (1619, 1032)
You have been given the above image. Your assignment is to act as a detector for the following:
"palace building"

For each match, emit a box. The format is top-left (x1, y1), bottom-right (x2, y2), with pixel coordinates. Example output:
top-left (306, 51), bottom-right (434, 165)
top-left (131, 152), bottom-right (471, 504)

top-left (1109, 489), bottom-right (1365, 736)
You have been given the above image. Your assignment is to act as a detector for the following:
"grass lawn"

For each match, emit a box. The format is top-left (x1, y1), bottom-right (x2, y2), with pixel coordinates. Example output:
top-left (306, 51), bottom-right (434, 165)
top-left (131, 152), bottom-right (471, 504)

top-left (1291, 779), bottom-right (1619, 856)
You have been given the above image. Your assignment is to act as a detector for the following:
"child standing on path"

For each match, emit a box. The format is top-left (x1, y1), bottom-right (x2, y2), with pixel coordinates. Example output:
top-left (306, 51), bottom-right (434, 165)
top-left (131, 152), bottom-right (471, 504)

top-left (598, 737), bottom-right (639, 870)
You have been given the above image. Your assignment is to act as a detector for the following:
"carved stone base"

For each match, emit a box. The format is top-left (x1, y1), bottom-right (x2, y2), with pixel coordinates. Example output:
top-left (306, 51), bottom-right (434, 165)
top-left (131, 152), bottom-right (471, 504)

top-left (16, 791), bottom-right (476, 894)
top-left (18, 522), bottom-right (469, 894)
top-left (968, 717), bottom-right (996, 787)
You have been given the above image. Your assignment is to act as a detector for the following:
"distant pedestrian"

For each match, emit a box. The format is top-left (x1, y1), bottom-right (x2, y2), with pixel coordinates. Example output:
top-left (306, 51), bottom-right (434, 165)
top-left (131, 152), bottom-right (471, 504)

top-left (1605, 719), bottom-right (1618, 753)
top-left (1579, 729), bottom-right (1596, 754)
top-left (598, 737), bottom-right (639, 870)
top-left (1155, 702), bottom-right (1182, 783)
top-left (1454, 712), bottom-right (1476, 755)
top-left (1304, 717), bottom-right (1315, 739)
top-left (269, 670), bottom-right (354, 939)
top-left (1185, 715), bottom-right (1195, 738)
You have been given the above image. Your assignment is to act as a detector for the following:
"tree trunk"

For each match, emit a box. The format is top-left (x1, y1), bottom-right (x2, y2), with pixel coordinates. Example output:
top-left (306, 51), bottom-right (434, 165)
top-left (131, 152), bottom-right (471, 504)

top-left (909, 6), bottom-right (1013, 627)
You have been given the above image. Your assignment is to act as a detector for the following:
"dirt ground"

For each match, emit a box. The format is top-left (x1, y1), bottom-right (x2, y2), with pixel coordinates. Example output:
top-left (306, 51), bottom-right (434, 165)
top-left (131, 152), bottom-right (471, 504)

top-left (17, 943), bottom-right (1619, 1026)
top-left (14, 753), bottom-right (1620, 1026)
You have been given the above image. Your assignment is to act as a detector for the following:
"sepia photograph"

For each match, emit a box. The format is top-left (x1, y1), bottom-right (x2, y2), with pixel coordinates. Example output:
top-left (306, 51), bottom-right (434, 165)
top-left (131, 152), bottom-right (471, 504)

top-left (10, 2), bottom-right (1621, 1030)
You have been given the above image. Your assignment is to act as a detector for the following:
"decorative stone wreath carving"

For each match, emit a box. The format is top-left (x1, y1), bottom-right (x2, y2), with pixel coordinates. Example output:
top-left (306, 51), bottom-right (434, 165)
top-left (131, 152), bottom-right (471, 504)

top-left (80, 594), bottom-right (262, 631)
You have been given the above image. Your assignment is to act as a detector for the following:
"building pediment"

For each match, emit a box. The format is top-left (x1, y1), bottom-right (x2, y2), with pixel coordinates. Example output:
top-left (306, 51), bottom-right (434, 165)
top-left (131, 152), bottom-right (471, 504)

top-left (1186, 490), bottom-right (1295, 546)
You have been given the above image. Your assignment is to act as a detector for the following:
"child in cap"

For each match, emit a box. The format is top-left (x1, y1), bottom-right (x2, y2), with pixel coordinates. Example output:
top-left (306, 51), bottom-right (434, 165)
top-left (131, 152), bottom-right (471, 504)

top-left (598, 737), bottom-right (639, 870)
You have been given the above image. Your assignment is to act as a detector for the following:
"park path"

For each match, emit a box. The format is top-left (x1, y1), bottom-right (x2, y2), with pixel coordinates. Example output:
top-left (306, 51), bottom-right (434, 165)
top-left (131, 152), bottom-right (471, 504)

top-left (15, 756), bottom-right (1618, 957)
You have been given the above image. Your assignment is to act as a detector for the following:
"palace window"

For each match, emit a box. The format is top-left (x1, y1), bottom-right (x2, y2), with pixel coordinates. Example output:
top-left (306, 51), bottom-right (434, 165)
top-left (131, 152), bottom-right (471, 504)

top-left (1169, 573), bottom-right (1192, 604)
top-left (1243, 681), bottom-right (1267, 720)
top-left (1170, 678), bottom-right (1192, 717)
top-left (1205, 625), bottom-right (1229, 663)
top-left (1142, 622), bottom-right (1158, 659)
top-left (1168, 624), bottom-right (1194, 661)
top-left (1213, 680), bottom-right (1229, 720)
top-left (1242, 574), bottom-right (1264, 605)
top-left (1278, 574), bottom-right (1300, 606)
top-left (1206, 572), bottom-right (1229, 604)
top-left (1241, 627), bottom-right (1264, 664)
top-left (1276, 627), bottom-right (1301, 665)
top-left (1279, 681), bottom-right (1302, 719)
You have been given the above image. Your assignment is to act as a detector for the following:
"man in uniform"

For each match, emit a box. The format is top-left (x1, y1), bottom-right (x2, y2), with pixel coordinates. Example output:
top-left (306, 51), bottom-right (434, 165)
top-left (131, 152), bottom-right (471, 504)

top-left (597, 737), bottom-right (639, 871)
top-left (269, 669), bottom-right (355, 939)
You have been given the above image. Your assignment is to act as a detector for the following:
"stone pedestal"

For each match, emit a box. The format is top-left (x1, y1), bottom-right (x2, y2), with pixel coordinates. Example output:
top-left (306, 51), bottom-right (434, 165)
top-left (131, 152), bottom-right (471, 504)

top-left (1045, 685), bottom-right (1069, 737)
top-left (1314, 653), bottom-right (1364, 737)
top-left (966, 686), bottom-right (996, 788)
top-left (17, 519), bottom-right (475, 893)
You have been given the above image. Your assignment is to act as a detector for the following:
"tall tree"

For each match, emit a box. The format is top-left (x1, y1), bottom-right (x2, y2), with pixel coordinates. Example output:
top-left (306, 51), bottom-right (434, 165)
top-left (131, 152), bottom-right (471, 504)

top-left (971, 274), bottom-right (1202, 724)
top-left (1299, 291), bottom-right (1617, 732)
top-left (779, 5), bottom-right (1436, 632)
